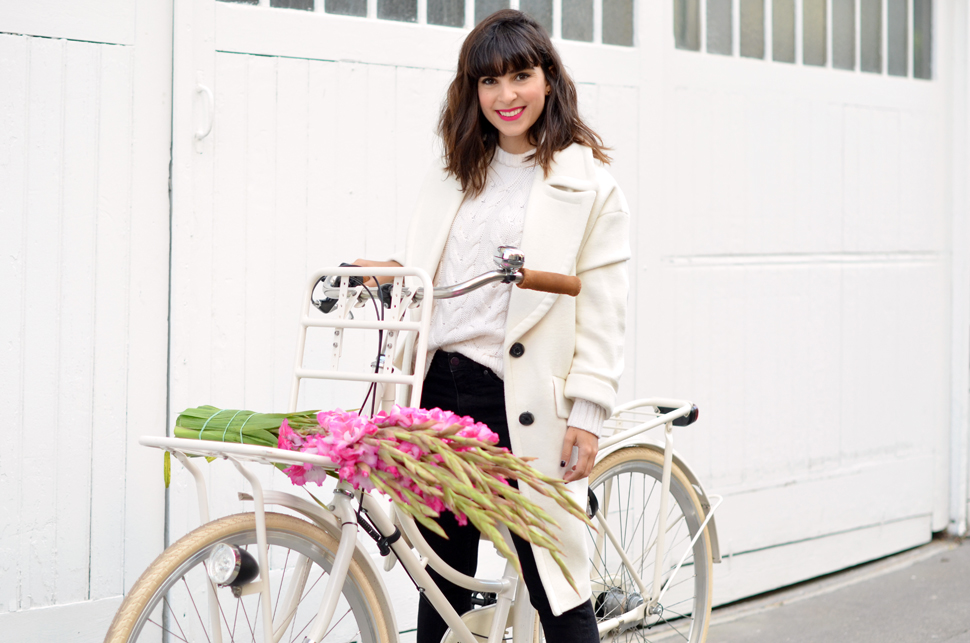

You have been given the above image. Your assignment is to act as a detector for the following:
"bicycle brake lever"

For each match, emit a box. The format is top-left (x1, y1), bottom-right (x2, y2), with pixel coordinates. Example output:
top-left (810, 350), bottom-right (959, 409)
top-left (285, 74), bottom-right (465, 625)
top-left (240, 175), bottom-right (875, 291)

top-left (312, 264), bottom-right (366, 314)
top-left (312, 279), bottom-right (338, 314)
top-left (379, 282), bottom-right (393, 308)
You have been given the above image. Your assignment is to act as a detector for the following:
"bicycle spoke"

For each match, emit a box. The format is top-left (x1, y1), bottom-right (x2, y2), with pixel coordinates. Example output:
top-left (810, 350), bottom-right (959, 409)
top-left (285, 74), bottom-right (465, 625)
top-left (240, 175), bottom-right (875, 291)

top-left (656, 615), bottom-right (689, 642)
top-left (582, 450), bottom-right (712, 643)
top-left (165, 595), bottom-right (191, 643)
top-left (275, 548), bottom-right (291, 616)
top-left (323, 606), bottom-right (358, 640)
top-left (238, 591), bottom-right (257, 641)
top-left (254, 591), bottom-right (262, 641)
top-left (232, 590), bottom-right (243, 641)
top-left (623, 472), bottom-right (634, 549)
top-left (664, 595), bottom-right (697, 611)
top-left (182, 576), bottom-right (214, 643)
top-left (203, 562), bottom-right (245, 642)
top-left (110, 514), bottom-right (388, 643)
top-left (290, 603), bottom-right (354, 643)
top-left (639, 473), bottom-right (647, 581)
top-left (145, 617), bottom-right (191, 643)
top-left (279, 567), bottom-right (328, 641)
top-left (663, 576), bottom-right (696, 595)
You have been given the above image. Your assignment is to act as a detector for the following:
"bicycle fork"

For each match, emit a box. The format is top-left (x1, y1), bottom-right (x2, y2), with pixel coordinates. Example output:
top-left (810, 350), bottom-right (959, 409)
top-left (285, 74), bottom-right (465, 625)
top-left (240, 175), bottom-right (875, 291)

top-left (301, 483), bottom-right (361, 643)
top-left (586, 424), bottom-right (677, 635)
top-left (650, 423), bottom-right (676, 615)
top-left (590, 423), bottom-right (723, 635)
top-left (236, 477), bottom-right (362, 643)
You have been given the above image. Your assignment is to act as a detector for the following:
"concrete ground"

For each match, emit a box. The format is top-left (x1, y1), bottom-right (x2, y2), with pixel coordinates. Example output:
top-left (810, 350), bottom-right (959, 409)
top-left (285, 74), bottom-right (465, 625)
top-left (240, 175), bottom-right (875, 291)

top-left (706, 536), bottom-right (970, 642)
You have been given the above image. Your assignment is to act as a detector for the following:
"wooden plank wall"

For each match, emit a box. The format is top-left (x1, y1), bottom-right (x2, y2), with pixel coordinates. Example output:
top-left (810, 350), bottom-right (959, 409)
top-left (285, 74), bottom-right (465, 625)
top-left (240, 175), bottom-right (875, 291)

top-left (644, 54), bottom-right (950, 603)
top-left (0, 32), bottom-right (133, 613)
top-left (0, 4), bottom-right (172, 633)
top-left (169, 54), bottom-right (454, 439)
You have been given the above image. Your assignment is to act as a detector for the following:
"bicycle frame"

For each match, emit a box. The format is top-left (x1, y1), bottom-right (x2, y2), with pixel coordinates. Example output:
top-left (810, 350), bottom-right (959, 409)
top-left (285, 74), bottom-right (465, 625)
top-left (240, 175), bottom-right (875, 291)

top-left (145, 266), bottom-right (722, 643)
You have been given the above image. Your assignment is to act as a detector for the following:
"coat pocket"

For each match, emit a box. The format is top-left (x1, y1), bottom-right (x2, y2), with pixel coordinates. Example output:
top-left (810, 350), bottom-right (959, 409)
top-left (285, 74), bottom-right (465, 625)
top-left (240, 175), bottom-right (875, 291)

top-left (551, 376), bottom-right (573, 420)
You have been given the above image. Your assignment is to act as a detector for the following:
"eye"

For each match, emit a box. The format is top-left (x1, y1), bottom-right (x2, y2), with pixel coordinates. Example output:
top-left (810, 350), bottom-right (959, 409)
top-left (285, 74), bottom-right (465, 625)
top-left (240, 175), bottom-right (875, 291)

top-left (480, 77), bottom-right (496, 85)
top-left (516, 71), bottom-right (532, 81)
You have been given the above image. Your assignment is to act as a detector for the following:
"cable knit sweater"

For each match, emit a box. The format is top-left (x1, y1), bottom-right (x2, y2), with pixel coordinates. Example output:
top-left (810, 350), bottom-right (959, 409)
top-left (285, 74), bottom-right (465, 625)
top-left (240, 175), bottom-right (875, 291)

top-left (428, 147), bottom-right (607, 437)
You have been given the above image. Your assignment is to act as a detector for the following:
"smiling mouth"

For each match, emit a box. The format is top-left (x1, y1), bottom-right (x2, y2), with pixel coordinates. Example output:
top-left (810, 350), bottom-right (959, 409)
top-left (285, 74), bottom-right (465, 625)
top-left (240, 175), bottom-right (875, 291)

top-left (497, 107), bottom-right (525, 121)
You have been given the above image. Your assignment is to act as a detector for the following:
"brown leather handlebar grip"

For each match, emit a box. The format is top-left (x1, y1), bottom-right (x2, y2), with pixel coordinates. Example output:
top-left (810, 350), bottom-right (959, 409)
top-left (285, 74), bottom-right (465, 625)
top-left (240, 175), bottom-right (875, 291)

top-left (516, 269), bottom-right (582, 297)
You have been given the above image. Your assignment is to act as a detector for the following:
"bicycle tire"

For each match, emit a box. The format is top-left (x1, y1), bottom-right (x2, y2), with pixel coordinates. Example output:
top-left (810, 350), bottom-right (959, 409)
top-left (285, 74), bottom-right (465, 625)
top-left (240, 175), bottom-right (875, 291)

top-left (104, 512), bottom-right (394, 643)
top-left (584, 447), bottom-right (714, 642)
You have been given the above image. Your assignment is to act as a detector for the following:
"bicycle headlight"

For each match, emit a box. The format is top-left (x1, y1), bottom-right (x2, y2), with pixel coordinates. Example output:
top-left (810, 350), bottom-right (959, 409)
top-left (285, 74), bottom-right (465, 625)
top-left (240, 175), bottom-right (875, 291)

top-left (207, 544), bottom-right (258, 587)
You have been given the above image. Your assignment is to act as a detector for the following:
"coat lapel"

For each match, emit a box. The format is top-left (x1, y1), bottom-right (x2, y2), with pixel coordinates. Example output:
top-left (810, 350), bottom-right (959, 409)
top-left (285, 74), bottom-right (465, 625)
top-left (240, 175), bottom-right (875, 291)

top-left (505, 145), bottom-right (598, 344)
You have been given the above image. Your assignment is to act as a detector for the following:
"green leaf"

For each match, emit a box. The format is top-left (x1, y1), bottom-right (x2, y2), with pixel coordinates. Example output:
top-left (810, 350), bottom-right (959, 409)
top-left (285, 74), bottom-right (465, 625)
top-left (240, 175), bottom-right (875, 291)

top-left (163, 451), bottom-right (171, 488)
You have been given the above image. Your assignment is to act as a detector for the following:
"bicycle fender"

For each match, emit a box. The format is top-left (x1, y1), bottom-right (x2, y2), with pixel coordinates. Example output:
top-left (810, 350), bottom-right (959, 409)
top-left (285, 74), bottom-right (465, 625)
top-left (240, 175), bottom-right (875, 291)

top-left (240, 490), bottom-right (402, 639)
top-left (594, 441), bottom-right (722, 563)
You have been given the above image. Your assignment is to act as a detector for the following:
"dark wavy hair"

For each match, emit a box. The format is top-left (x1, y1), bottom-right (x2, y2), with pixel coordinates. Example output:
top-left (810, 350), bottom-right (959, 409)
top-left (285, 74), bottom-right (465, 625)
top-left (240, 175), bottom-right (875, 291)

top-left (439, 9), bottom-right (611, 195)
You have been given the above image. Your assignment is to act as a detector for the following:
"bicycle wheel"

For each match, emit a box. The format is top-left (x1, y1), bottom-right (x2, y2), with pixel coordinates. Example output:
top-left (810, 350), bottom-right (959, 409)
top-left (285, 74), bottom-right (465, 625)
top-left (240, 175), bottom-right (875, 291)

top-left (105, 512), bottom-right (393, 643)
top-left (584, 447), bottom-right (714, 643)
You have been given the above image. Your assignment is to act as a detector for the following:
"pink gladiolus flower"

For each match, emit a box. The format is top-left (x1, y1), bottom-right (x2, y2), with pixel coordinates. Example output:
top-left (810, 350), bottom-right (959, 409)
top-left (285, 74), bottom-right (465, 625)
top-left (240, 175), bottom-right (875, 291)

top-left (279, 406), bottom-right (507, 515)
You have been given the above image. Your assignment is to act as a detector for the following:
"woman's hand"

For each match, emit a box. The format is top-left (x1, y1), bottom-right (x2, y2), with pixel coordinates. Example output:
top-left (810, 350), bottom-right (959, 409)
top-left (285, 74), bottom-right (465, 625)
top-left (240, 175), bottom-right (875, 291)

top-left (561, 426), bottom-right (599, 482)
top-left (350, 259), bottom-right (402, 287)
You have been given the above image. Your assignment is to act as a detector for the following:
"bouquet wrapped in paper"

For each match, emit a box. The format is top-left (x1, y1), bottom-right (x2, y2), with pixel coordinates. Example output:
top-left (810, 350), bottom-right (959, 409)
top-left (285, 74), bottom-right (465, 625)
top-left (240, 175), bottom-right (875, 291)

top-left (174, 404), bottom-right (592, 589)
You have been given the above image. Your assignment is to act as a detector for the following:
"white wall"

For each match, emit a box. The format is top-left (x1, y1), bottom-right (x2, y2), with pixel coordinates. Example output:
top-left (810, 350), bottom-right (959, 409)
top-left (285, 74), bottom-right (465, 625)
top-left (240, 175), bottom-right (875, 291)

top-left (948, 0), bottom-right (970, 538)
top-left (0, 0), bottom-right (172, 638)
top-left (639, 0), bottom-right (954, 603)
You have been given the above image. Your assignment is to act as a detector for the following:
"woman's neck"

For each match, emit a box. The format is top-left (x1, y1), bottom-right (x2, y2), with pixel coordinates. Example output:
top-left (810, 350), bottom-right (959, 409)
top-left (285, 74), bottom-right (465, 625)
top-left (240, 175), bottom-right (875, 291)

top-left (498, 133), bottom-right (535, 155)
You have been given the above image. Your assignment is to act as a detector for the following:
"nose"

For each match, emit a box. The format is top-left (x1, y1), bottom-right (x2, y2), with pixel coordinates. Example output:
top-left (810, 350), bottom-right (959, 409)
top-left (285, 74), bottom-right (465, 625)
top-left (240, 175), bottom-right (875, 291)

top-left (498, 80), bottom-right (517, 104)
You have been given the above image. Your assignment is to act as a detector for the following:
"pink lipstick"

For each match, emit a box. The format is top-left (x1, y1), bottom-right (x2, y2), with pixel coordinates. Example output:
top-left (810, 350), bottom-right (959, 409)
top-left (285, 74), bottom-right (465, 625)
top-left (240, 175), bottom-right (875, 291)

top-left (496, 107), bottom-right (526, 121)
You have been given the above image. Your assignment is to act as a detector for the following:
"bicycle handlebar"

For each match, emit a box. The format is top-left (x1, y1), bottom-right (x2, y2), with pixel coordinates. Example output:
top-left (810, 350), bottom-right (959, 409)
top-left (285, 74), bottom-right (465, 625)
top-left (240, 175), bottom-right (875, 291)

top-left (517, 268), bottom-right (582, 296)
top-left (314, 258), bottom-right (581, 312)
top-left (429, 268), bottom-right (581, 300)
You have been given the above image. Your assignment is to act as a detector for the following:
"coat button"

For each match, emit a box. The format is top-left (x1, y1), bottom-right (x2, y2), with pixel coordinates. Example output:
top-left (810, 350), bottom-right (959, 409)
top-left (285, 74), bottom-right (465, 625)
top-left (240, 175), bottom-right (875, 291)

top-left (509, 343), bottom-right (525, 358)
top-left (519, 412), bottom-right (534, 426)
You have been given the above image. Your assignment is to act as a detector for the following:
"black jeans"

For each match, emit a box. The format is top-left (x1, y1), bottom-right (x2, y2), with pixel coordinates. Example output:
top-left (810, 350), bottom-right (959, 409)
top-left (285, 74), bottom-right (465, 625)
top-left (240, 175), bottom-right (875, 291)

top-left (415, 351), bottom-right (599, 643)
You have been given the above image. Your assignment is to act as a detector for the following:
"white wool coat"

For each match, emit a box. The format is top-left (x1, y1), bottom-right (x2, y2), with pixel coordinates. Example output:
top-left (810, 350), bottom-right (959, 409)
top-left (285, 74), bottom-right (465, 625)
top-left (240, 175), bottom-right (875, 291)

top-left (393, 143), bottom-right (631, 615)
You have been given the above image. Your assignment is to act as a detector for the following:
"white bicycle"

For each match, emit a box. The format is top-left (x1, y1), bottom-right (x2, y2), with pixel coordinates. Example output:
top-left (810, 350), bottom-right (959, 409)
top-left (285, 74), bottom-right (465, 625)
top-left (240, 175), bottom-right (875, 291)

top-left (104, 247), bottom-right (722, 643)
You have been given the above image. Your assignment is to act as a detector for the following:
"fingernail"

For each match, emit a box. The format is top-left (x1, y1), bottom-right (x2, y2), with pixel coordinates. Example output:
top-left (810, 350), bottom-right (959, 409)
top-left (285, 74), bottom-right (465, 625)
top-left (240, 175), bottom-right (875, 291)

top-left (560, 461), bottom-right (566, 467)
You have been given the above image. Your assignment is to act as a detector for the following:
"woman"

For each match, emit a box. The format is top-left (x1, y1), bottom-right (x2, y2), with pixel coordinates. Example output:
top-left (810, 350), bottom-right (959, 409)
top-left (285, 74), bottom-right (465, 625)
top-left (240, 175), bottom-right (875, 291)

top-left (356, 9), bottom-right (630, 642)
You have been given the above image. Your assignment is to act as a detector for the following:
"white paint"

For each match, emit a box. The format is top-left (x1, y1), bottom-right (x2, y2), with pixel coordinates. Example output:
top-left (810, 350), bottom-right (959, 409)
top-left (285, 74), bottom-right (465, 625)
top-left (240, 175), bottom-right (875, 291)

top-left (949, 0), bottom-right (970, 537)
top-left (1, 0), bottom-right (136, 45)
top-left (0, 596), bottom-right (123, 640)
top-left (20, 34), bottom-right (65, 611)
top-left (123, 0), bottom-right (175, 589)
top-left (0, 0), bottom-right (172, 630)
top-left (212, 2), bottom-right (639, 85)
top-left (56, 38), bottom-right (101, 606)
top-left (712, 514), bottom-right (931, 605)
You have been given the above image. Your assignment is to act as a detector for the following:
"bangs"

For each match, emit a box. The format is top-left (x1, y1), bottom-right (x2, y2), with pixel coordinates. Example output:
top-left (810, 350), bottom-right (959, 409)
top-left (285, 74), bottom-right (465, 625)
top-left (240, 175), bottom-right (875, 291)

top-left (465, 24), bottom-right (545, 79)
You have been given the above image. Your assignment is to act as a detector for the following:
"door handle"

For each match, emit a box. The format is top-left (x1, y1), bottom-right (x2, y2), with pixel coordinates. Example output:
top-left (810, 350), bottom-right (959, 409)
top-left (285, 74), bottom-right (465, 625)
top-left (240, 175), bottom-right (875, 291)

top-left (196, 82), bottom-right (214, 140)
